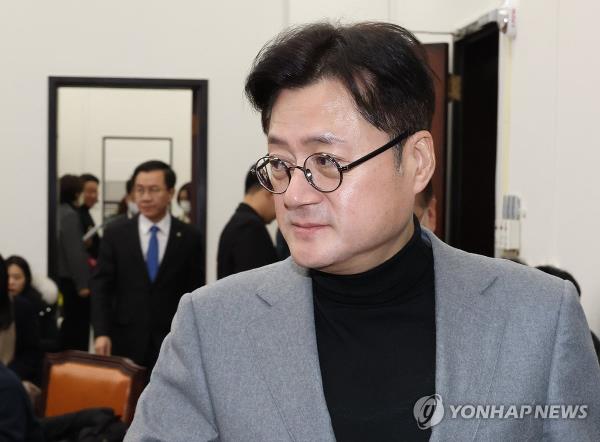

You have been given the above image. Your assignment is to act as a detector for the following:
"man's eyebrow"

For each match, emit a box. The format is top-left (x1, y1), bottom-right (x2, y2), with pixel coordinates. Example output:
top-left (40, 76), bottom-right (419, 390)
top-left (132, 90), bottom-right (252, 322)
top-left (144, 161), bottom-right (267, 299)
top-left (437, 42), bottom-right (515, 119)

top-left (267, 133), bottom-right (346, 146)
top-left (302, 133), bottom-right (346, 145)
top-left (267, 135), bottom-right (287, 145)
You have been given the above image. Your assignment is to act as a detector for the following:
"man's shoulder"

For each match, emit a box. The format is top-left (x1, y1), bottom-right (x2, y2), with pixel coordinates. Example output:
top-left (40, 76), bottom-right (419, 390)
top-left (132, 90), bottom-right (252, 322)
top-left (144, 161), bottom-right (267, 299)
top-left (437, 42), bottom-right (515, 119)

top-left (104, 215), bottom-right (136, 238)
top-left (187, 259), bottom-right (298, 321)
top-left (58, 203), bottom-right (77, 221)
top-left (436, 238), bottom-right (570, 311)
top-left (225, 207), bottom-right (264, 231)
top-left (172, 217), bottom-right (202, 238)
top-left (104, 213), bottom-right (130, 230)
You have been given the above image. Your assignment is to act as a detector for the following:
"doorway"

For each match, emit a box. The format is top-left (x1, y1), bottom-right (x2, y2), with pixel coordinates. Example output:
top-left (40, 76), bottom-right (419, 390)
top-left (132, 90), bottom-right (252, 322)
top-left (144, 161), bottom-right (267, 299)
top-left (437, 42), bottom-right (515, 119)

top-left (48, 77), bottom-right (208, 284)
top-left (449, 23), bottom-right (499, 257)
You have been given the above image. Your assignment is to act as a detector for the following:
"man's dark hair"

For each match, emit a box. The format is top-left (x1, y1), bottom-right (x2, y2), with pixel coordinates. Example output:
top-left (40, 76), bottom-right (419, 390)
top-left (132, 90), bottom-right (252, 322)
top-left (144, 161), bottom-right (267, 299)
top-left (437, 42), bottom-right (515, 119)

top-left (0, 254), bottom-right (12, 331)
top-left (245, 22), bottom-right (435, 161)
top-left (80, 173), bottom-right (99, 185)
top-left (125, 178), bottom-right (134, 194)
top-left (131, 160), bottom-right (176, 190)
top-left (245, 166), bottom-right (262, 194)
top-left (5, 256), bottom-right (32, 295)
top-left (59, 174), bottom-right (83, 204)
top-left (536, 265), bottom-right (581, 296)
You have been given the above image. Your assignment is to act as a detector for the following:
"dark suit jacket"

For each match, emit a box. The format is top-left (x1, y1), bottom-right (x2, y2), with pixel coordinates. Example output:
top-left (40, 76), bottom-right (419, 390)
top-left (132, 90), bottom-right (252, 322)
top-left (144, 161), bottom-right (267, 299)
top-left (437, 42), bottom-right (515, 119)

top-left (79, 206), bottom-right (100, 259)
top-left (91, 215), bottom-right (204, 366)
top-left (58, 203), bottom-right (90, 291)
top-left (217, 203), bottom-right (278, 279)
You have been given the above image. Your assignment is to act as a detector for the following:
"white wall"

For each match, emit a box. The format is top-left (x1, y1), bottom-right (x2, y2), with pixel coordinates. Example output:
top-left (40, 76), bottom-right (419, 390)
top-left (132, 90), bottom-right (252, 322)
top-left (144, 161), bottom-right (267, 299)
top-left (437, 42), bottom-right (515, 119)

top-left (2, 0), bottom-right (598, 332)
top-left (500, 0), bottom-right (600, 333)
top-left (0, 0), bottom-right (497, 281)
top-left (0, 0), bottom-right (284, 284)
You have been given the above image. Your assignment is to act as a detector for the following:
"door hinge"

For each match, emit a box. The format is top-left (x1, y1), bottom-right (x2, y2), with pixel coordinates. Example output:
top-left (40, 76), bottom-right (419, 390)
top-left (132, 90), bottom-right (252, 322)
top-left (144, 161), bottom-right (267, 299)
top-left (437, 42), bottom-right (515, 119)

top-left (448, 74), bottom-right (462, 101)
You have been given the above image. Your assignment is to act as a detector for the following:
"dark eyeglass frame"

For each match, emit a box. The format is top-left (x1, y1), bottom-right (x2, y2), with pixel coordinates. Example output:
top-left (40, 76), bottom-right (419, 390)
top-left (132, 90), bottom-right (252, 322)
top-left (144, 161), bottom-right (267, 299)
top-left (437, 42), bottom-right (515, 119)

top-left (252, 131), bottom-right (409, 194)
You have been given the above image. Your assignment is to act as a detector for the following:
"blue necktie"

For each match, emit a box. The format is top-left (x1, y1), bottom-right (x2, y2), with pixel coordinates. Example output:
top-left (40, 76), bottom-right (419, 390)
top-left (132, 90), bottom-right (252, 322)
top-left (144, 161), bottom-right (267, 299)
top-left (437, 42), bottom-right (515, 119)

top-left (147, 225), bottom-right (159, 282)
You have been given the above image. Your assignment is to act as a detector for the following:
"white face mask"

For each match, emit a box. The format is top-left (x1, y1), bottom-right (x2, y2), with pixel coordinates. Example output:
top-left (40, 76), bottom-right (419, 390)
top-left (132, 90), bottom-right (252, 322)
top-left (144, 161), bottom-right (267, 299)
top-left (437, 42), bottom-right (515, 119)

top-left (127, 200), bottom-right (139, 215)
top-left (179, 200), bottom-right (191, 215)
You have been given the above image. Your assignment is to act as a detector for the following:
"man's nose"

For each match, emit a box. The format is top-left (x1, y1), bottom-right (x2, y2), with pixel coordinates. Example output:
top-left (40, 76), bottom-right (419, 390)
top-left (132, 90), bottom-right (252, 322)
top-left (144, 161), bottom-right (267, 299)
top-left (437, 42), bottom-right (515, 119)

top-left (283, 167), bottom-right (321, 209)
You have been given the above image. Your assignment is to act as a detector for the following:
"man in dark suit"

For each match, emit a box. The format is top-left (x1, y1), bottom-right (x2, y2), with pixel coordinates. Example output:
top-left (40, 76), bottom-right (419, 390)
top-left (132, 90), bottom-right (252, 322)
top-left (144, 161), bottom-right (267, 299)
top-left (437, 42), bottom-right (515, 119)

top-left (217, 167), bottom-right (277, 279)
top-left (91, 161), bottom-right (204, 371)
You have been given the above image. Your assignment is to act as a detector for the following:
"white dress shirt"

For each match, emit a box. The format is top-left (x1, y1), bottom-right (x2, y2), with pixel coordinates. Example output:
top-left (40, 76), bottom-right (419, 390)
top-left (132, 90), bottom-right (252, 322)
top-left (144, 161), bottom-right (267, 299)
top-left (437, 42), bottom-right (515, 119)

top-left (138, 213), bottom-right (171, 265)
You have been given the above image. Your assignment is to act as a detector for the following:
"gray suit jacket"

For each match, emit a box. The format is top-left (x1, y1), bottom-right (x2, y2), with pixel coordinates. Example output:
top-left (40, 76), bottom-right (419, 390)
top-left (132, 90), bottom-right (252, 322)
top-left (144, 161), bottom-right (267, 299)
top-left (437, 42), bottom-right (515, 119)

top-left (57, 203), bottom-right (90, 290)
top-left (127, 231), bottom-right (600, 441)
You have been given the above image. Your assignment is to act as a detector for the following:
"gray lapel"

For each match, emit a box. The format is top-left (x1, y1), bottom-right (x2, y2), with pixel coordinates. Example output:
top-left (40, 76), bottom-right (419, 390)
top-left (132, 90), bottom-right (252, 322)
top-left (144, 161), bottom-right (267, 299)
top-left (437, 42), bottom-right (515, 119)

top-left (246, 260), bottom-right (335, 442)
top-left (245, 232), bottom-right (507, 442)
top-left (425, 231), bottom-right (507, 442)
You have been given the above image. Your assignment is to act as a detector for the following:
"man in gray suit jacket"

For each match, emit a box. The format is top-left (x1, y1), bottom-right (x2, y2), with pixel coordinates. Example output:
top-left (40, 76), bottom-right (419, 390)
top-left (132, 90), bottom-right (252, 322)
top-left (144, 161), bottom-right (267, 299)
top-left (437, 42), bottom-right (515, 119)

top-left (127, 22), bottom-right (600, 441)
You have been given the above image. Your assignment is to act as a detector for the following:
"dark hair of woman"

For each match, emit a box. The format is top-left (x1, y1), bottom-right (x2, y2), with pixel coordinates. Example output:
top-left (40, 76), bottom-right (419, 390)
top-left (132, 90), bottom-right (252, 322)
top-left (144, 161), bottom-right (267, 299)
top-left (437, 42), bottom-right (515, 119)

top-left (0, 254), bottom-right (13, 331)
top-left (5, 256), bottom-right (32, 295)
top-left (177, 182), bottom-right (192, 204)
top-left (59, 174), bottom-right (84, 204)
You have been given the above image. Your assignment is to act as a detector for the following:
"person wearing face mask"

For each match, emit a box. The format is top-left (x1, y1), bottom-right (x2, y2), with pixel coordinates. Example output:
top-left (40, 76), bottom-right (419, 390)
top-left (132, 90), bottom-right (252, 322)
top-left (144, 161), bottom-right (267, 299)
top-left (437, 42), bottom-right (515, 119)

top-left (177, 182), bottom-right (192, 224)
top-left (413, 180), bottom-right (437, 231)
top-left (114, 178), bottom-right (139, 221)
top-left (57, 174), bottom-right (91, 351)
top-left (6, 256), bottom-right (59, 353)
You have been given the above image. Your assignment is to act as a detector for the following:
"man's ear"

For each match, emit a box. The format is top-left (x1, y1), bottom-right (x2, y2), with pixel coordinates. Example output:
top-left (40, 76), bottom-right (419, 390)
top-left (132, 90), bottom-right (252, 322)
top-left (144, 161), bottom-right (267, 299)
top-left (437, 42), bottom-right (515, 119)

top-left (409, 131), bottom-right (435, 194)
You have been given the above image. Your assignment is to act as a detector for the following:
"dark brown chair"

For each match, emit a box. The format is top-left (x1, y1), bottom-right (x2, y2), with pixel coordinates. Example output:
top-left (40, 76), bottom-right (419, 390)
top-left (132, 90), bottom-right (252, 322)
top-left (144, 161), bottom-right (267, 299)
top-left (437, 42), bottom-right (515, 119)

top-left (42, 350), bottom-right (147, 424)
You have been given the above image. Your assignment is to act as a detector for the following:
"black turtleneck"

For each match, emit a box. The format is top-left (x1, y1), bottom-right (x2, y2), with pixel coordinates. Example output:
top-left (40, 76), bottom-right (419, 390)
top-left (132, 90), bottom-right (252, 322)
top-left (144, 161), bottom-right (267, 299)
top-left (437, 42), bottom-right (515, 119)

top-left (311, 220), bottom-right (435, 442)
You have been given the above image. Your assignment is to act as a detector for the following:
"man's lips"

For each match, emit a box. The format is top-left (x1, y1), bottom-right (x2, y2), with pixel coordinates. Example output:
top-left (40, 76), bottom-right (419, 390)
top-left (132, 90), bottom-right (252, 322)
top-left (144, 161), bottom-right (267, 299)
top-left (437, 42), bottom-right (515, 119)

top-left (290, 222), bottom-right (328, 237)
top-left (291, 222), bottom-right (327, 228)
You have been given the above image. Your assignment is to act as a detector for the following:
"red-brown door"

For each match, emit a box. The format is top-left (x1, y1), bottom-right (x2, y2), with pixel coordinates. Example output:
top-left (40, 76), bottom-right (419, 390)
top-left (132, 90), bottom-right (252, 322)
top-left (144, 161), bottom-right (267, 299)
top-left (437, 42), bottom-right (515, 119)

top-left (423, 43), bottom-right (449, 239)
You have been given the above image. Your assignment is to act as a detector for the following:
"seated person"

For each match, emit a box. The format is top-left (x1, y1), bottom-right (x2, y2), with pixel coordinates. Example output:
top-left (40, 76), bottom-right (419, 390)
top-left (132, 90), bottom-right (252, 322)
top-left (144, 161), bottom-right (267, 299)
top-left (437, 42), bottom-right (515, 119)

top-left (0, 254), bottom-right (44, 441)
top-left (9, 293), bottom-right (42, 386)
top-left (7, 255), bottom-right (59, 352)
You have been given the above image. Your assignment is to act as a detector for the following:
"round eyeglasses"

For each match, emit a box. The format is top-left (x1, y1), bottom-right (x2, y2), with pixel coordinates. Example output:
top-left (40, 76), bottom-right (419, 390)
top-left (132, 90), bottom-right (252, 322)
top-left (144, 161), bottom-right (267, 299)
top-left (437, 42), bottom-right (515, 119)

top-left (252, 131), bottom-right (409, 194)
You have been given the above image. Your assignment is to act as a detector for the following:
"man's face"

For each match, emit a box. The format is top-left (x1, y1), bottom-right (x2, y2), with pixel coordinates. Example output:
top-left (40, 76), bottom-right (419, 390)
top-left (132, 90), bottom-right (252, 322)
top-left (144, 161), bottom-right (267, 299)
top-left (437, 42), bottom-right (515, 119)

top-left (268, 78), bottom-right (424, 274)
top-left (82, 181), bottom-right (99, 208)
top-left (134, 170), bottom-right (174, 222)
